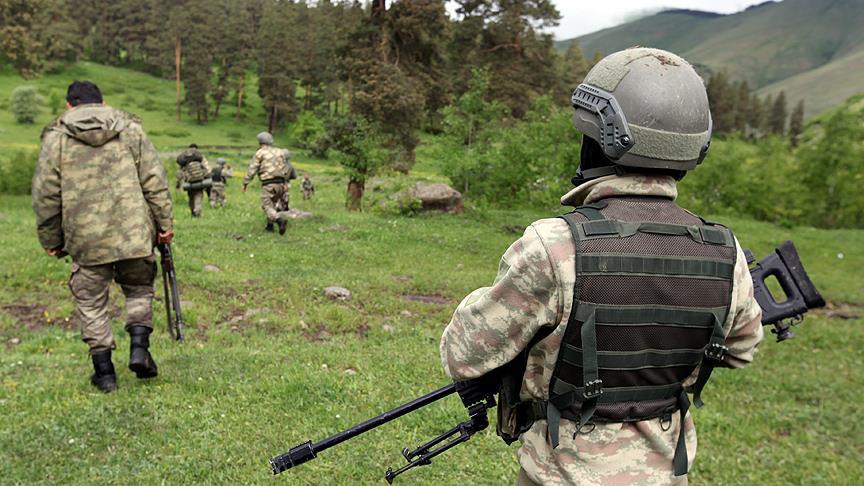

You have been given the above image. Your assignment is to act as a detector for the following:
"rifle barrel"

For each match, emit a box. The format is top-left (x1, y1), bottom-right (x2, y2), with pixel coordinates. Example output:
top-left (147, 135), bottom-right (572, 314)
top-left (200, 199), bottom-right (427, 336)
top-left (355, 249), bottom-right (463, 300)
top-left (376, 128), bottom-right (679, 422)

top-left (271, 383), bottom-right (457, 474)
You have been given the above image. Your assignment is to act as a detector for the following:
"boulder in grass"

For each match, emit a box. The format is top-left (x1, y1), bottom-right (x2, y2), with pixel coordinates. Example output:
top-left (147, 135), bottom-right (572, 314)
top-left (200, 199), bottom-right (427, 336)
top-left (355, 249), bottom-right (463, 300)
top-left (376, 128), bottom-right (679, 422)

top-left (409, 183), bottom-right (463, 213)
top-left (282, 209), bottom-right (314, 220)
top-left (324, 286), bottom-right (352, 301)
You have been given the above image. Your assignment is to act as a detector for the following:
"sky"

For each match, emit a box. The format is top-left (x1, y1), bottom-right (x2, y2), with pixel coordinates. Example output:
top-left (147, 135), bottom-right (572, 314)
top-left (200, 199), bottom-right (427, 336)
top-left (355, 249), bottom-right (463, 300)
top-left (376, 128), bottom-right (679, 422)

top-left (446, 1), bottom-right (779, 41)
top-left (550, 0), bottom-right (778, 40)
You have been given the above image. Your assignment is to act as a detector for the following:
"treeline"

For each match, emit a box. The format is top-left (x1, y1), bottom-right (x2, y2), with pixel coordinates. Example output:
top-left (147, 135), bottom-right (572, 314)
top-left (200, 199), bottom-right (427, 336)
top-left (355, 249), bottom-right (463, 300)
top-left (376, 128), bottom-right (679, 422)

top-left (706, 70), bottom-right (805, 145)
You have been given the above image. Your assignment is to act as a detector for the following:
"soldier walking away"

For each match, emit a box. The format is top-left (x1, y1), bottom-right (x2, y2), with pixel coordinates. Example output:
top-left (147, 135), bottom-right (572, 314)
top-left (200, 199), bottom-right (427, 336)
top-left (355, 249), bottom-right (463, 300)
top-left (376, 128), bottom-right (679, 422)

top-left (439, 48), bottom-right (764, 485)
top-left (301, 173), bottom-right (315, 200)
top-left (209, 157), bottom-right (231, 208)
top-left (175, 143), bottom-right (211, 217)
top-left (32, 80), bottom-right (174, 393)
top-left (242, 132), bottom-right (291, 235)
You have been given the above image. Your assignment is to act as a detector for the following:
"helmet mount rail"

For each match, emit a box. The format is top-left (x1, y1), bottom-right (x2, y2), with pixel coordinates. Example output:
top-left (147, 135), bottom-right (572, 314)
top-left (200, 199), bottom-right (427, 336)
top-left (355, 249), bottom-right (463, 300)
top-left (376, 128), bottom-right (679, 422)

top-left (571, 84), bottom-right (634, 161)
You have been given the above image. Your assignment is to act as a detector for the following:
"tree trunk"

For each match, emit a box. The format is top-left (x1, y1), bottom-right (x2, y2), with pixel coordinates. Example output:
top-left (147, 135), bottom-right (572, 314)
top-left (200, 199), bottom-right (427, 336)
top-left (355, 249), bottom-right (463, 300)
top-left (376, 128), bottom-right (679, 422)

top-left (346, 179), bottom-right (364, 211)
top-left (175, 37), bottom-right (182, 121)
top-left (268, 105), bottom-right (278, 133)
top-left (235, 75), bottom-right (245, 122)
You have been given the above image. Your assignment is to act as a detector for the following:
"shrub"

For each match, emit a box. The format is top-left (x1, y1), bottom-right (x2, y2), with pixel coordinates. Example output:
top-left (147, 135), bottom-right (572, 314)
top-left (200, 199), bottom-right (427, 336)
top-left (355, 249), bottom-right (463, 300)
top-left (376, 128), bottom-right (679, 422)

top-left (139, 96), bottom-right (159, 111)
top-left (9, 86), bottom-right (43, 124)
top-left (0, 150), bottom-right (38, 194)
top-left (291, 112), bottom-right (328, 149)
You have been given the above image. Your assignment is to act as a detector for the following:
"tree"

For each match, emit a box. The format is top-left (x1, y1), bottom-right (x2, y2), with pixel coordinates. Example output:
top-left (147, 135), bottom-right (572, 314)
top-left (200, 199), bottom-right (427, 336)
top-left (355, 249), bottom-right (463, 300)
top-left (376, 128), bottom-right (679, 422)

top-left (327, 114), bottom-right (387, 211)
top-left (789, 99), bottom-right (805, 146)
top-left (769, 90), bottom-right (788, 135)
top-left (706, 70), bottom-right (735, 135)
top-left (450, 0), bottom-right (562, 117)
top-left (562, 40), bottom-right (589, 90)
top-left (9, 85), bottom-right (42, 124)
top-left (257, 1), bottom-right (300, 132)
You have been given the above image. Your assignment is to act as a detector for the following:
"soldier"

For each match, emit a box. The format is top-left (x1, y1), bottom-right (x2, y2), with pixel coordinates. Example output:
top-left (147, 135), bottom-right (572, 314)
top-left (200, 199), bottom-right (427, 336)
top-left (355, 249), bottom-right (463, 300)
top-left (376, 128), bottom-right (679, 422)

top-left (440, 48), bottom-right (764, 484)
top-left (301, 173), bottom-right (315, 200)
top-left (32, 80), bottom-right (173, 393)
top-left (209, 157), bottom-right (231, 208)
top-left (242, 132), bottom-right (291, 235)
top-left (175, 143), bottom-right (211, 217)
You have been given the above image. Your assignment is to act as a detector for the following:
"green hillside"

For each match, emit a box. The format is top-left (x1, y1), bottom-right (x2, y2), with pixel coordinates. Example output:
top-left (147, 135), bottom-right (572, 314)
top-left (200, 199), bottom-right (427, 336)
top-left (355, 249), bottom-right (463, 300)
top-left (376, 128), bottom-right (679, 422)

top-left (0, 62), bottom-right (273, 156)
top-left (559, 0), bottom-right (864, 118)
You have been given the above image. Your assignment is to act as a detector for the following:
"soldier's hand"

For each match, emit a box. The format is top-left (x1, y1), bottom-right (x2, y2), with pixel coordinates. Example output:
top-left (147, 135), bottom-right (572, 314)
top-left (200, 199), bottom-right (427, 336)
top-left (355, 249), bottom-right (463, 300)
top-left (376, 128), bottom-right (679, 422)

top-left (157, 230), bottom-right (175, 245)
top-left (45, 247), bottom-right (67, 258)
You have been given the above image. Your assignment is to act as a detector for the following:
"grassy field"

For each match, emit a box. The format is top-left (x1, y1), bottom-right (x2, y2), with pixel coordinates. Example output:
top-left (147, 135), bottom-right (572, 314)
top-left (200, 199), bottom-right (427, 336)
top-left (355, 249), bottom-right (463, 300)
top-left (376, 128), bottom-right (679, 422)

top-left (1, 141), bottom-right (862, 484)
top-left (0, 62), bottom-right (273, 158)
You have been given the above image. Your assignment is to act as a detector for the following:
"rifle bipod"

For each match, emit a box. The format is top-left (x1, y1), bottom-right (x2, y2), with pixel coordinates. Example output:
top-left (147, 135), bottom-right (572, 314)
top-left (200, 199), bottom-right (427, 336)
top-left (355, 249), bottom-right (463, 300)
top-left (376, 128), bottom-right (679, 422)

top-left (384, 397), bottom-right (495, 483)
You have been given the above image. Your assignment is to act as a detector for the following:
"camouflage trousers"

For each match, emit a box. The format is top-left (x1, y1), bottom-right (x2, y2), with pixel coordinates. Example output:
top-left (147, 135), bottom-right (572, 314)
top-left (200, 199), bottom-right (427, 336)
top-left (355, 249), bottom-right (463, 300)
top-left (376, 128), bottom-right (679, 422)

top-left (302, 189), bottom-right (313, 200)
top-left (68, 256), bottom-right (156, 355)
top-left (210, 182), bottom-right (226, 208)
top-left (187, 189), bottom-right (205, 217)
top-left (515, 469), bottom-right (539, 486)
top-left (261, 183), bottom-right (290, 223)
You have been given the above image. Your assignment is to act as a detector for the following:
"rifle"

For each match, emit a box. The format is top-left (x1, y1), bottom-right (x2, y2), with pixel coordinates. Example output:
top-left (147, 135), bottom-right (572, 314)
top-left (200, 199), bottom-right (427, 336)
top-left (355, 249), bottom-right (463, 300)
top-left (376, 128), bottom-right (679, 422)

top-left (157, 243), bottom-right (185, 342)
top-left (269, 240), bottom-right (825, 482)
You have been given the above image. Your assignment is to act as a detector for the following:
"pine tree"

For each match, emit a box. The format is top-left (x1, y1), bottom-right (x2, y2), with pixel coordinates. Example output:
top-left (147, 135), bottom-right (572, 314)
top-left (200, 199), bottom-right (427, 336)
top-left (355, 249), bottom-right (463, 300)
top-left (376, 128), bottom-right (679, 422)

top-left (769, 90), bottom-right (788, 135)
top-left (562, 40), bottom-right (589, 90)
top-left (706, 71), bottom-right (734, 135)
top-left (257, 1), bottom-right (300, 132)
top-left (789, 99), bottom-right (805, 147)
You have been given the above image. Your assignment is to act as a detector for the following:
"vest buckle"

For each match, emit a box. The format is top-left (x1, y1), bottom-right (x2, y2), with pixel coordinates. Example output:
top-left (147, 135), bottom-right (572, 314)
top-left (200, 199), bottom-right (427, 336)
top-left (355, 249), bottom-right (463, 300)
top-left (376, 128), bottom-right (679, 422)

top-left (583, 379), bottom-right (603, 399)
top-left (705, 343), bottom-right (728, 361)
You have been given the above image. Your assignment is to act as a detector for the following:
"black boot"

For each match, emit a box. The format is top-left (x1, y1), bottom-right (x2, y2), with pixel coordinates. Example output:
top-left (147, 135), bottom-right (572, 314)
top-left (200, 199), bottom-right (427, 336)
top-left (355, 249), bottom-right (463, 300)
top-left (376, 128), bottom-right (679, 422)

top-left (265, 222), bottom-right (275, 232)
top-left (90, 350), bottom-right (118, 393)
top-left (128, 326), bottom-right (158, 379)
top-left (277, 216), bottom-right (287, 235)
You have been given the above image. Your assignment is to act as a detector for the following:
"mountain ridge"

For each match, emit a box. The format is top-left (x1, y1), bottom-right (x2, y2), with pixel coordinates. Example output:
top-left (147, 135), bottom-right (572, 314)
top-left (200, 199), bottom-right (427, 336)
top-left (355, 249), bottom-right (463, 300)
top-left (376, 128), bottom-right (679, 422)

top-left (557, 0), bottom-right (864, 118)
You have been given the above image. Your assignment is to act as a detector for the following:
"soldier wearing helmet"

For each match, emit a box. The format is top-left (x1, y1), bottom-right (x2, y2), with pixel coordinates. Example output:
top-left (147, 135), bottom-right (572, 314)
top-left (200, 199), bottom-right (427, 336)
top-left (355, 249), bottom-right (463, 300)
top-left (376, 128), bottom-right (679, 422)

top-left (243, 132), bottom-right (291, 234)
top-left (440, 48), bottom-right (763, 485)
top-left (208, 157), bottom-right (231, 208)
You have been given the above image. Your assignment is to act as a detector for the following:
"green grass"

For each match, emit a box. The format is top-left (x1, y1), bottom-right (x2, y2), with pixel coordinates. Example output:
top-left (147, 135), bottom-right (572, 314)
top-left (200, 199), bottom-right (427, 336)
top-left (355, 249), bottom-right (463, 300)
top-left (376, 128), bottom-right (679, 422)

top-left (1, 145), bottom-right (863, 484)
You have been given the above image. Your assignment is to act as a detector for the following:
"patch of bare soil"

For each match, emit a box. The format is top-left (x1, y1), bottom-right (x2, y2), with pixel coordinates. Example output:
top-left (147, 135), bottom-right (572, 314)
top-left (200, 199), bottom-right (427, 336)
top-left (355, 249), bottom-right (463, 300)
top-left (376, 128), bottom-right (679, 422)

top-left (400, 294), bottom-right (450, 305)
top-left (303, 324), bottom-right (331, 342)
top-left (2, 303), bottom-right (71, 331)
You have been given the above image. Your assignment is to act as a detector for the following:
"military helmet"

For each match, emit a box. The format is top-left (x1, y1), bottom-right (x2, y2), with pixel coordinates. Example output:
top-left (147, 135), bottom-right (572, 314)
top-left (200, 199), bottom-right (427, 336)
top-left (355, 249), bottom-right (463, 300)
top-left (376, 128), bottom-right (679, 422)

top-left (571, 47), bottom-right (712, 173)
top-left (281, 148), bottom-right (291, 159)
top-left (216, 157), bottom-right (226, 165)
top-left (257, 132), bottom-right (274, 145)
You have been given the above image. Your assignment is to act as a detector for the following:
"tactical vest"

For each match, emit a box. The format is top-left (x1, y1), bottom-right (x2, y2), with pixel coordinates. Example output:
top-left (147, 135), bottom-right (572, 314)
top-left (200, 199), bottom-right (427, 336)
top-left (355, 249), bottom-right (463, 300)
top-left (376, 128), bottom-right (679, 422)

top-left (540, 196), bottom-right (736, 476)
top-left (212, 166), bottom-right (224, 183)
top-left (183, 161), bottom-right (207, 182)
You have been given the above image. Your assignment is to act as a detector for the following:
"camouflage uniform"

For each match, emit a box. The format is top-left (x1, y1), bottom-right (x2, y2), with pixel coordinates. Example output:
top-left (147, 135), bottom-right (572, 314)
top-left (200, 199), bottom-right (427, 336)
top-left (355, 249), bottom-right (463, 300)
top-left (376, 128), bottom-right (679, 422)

top-left (176, 148), bottom-right (211, 217)
top-left (209, 161), bottom-right (231, 208)
top-left (301, 176), bottom-right (315, 200)
top-left (440, 175), bottom-right (763, 485)
top-left (243, 145), bottom-right (291, 224)
top-left (32, 103), bottom-right (173, 354)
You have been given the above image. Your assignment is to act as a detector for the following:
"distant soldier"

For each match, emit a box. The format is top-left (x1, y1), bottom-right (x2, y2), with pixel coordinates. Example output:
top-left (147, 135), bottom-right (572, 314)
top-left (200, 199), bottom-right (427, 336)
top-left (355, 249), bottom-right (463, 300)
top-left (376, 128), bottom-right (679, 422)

top-left (243, 132), bottom-right (291, 234)
top-left (176, 143), bottom-right (211, 217)
top-left (32, 80), bottom-right (173, 393)
top-left (301, 173), bottom-right (315, 200)
top-left (209, 157), bottom-right (231, 208)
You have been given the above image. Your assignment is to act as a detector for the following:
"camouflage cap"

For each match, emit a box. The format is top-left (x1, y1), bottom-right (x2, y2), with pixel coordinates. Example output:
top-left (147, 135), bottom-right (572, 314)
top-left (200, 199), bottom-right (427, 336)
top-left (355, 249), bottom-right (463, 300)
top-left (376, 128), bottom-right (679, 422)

top-left (257, 132), bottom-right (274, 145)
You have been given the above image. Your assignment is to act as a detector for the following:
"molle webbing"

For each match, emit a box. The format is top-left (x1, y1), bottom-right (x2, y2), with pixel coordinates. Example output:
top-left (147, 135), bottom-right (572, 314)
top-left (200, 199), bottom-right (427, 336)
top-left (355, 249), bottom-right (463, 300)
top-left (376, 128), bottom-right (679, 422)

top-left (545, 199), bottom-right (735, 477)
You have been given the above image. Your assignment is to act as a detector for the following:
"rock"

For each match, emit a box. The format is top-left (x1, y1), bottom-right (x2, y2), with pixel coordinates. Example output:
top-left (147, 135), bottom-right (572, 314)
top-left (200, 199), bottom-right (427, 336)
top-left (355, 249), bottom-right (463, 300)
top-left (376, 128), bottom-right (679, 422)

top-left (9, 338), bottom-right (21, 345)
top-left (343, 368), bottom-right (357, 375)
top-left (410, 183), bottom-right (463, 213)
top-left (203, 264), bottom-right (221, 272)
top-left (282, 209), bottom-right (313, 220)
top-left (324, 286), bottom-right (352, 301)
top-left (392, 275), bottom-right (412, 283)
top-left (382, 324), bottom-right (397, 333)
top-left (400, 310), bottom-right (413, 318)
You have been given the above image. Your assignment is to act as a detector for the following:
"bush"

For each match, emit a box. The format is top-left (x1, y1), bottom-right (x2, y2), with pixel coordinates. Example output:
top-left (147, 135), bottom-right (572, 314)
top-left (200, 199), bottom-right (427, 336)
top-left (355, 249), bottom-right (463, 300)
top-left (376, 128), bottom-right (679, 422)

top-left (0, 150), bottom-right (38, 194)
top-left (291, 112), bottom-right (328, 150)
top-left (9, 86), bottom-right (43, 124)
top-left (226, 131), bottom-right (244, 142)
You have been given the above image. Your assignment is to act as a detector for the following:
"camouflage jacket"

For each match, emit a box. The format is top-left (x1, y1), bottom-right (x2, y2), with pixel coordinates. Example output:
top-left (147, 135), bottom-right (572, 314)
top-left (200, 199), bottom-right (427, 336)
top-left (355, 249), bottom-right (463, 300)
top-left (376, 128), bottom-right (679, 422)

top-left (440, 175), bottom-right (763, 485)
top-left (243, 145), bottom-right (287, 185)
top-left (32, 104), bottom-right (173, 266)
top-left (301, 178), bottom-right (314, 191)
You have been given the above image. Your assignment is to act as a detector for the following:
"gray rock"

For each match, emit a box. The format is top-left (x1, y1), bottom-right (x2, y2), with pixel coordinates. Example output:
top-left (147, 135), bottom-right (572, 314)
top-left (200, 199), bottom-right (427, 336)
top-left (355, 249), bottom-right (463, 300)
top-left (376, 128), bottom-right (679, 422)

top-left (324, 286), bottom-right (352, 301)
top-left (410, 183), bottom-right (463, 213)
top-left (283, 209), bottom-right (314, 220)
top-left (203, 264), bottom-right (221, 272)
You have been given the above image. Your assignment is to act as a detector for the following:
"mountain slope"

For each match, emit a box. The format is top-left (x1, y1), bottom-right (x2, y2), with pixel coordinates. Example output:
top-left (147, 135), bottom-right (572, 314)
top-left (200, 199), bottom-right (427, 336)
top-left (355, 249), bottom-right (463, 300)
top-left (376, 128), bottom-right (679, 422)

top-left (559, 0), bottom-right (864, 118)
